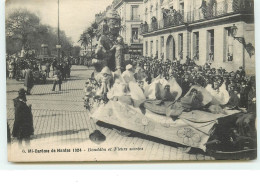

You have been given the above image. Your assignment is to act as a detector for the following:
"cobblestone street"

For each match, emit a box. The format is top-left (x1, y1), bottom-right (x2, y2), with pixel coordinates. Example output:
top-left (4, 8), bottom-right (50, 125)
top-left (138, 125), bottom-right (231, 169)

top-left (7, 65), bottom-right (213, 161)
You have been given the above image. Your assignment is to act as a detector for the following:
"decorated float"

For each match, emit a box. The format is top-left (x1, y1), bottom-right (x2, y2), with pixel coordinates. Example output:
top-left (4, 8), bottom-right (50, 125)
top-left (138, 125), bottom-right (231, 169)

top-left (83, 9), bottom-right (256, 160)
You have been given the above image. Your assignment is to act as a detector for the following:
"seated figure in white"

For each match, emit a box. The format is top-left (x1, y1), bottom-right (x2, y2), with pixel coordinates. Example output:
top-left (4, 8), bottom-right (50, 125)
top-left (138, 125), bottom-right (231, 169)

top-left (121, 64), bottom-right (136, 83)
top-left (205, 80), bottom-right (230, 106)
top-left (134, 66), bottom-right (148, 92)
top-left (144, 75), bottom-right (182, 102)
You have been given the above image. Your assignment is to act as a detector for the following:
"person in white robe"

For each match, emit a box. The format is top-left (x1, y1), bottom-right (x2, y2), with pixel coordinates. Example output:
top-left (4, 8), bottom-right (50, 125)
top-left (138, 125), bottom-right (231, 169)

top-left (121, 64), bottom-right (136, 83)
top-left (205, 80), bottom-right (230, 105)
top-left (144, 75), bottom-right (182, 102)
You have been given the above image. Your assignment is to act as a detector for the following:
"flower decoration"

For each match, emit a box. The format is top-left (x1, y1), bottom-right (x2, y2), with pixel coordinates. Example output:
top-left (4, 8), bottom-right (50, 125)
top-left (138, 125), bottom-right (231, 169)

top-left (83, 78), bottom-right (108, 111)
top-left (177, 127), bottom-right (201, 146)
top-left (141, 117), bottom-right (149, 126)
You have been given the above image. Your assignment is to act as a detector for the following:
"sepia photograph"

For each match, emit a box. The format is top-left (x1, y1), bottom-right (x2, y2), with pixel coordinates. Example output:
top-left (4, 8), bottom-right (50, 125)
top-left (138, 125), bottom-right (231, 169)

top-left (5, 0), bottom-right (256, 162)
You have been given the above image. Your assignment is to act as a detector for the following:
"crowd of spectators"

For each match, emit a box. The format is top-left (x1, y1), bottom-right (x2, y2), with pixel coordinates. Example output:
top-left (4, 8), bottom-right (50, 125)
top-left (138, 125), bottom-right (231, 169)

top-left (6, 55), bottom-right (72, 82)
top-left (129, 55), bottom-right (256, 113)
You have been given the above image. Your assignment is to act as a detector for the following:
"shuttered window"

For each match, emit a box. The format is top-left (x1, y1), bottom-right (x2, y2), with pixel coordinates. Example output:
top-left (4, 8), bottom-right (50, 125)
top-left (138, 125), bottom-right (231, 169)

top-left (193, 32), bottom-right (199, 60)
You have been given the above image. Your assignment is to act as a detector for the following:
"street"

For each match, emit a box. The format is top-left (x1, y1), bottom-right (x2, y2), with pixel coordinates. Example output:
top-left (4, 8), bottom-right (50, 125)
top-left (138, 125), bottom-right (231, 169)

top-left (7, 65), bottom-right (213, 161)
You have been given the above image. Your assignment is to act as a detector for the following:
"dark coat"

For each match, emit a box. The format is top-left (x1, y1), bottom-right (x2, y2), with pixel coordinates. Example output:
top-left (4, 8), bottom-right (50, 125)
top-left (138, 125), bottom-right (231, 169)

top-left (227, 91), bottom-right (240, 108)
top-left (12, 98), bottom-right (34, 139)
top-left (247, 88), bottom-right (256, 113)
top-left (53, 69), bottom-right (62, 84)
top-left (181, 80), bottom-right (190, 96)
top-left (239, 86), bottom-right (249, 108)
top-left (45, 62), bottom-right (50, 72)
top-left (24, 69), bottom-right (34, 88)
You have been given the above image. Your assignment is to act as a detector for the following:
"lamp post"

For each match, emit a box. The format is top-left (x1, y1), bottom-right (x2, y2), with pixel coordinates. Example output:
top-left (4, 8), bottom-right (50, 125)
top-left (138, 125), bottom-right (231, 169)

top-left (230, 24), bottom-right (245, 69)
top-left (230, 24), bottom-right (245, 44)
top-left (56, 0), bottom-right (61, 63)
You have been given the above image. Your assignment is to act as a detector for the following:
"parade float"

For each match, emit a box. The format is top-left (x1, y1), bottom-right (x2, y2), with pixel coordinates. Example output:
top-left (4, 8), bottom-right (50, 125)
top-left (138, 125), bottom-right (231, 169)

top-left (83, 9), bottom-right (256, 160)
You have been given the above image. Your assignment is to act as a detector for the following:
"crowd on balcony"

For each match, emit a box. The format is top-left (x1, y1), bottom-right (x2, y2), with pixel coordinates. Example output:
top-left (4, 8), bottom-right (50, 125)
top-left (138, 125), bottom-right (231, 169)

top-left (140, 7), bottom-right (184, 33)
top-left (140, 0), bottom-right (254, 34)
top-left (162, 8), bottom-right (184, 28)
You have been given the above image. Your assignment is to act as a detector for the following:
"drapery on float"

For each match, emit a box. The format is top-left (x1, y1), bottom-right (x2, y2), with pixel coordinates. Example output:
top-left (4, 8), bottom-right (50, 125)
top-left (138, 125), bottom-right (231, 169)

top-left (83, 8), bottom-right (256, 160)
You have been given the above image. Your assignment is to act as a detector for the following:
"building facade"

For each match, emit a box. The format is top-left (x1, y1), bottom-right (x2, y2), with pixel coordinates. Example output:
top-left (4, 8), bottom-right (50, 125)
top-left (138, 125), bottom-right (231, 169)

top-left (113, 0), bottom-right (144, 55)
top-left (93, 0), bottom-right (144, 55)
top-left (141, 0), bottom-right (255, 74)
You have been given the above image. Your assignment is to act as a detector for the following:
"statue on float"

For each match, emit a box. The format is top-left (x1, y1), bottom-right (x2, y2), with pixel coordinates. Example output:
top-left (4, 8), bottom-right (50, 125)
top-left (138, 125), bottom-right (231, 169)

top-left (85, 9), bottom-right (127, 143)
top-left (85, 9), bottom-right (126, 111)
top-left (93, 9), bottom-right (124, 73)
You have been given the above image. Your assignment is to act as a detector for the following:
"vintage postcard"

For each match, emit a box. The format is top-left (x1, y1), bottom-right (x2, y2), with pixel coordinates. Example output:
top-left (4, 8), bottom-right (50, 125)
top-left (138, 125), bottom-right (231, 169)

top-left (6, 0), bottom-right (256, 162)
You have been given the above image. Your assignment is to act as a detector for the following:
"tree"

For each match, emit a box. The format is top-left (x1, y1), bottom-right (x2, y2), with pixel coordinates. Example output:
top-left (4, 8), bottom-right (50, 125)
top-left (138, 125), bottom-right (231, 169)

top-left (86, 27), bottom-right (95, 53)
top-left (87, 22), bottom-right (99, 53)
top-left (6, 9), bottom-right (73, 57)
top-left (6, 9), bottom-right (41, 51)
top-left (71, 46), bottom-right (81, 57)
top-left (59, 30), bottom-right (73, 57)
top-left (78, 22), bottom-right (98, 56)
top-left (78, 31), bottom-right (89, 51)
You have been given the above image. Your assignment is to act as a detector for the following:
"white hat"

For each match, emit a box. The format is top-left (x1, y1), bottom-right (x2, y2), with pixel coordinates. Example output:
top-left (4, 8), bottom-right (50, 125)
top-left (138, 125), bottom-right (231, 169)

top-left (126, 64), bottom-right (133, 70)
top-left (100, 66), bottom-right (112, 75)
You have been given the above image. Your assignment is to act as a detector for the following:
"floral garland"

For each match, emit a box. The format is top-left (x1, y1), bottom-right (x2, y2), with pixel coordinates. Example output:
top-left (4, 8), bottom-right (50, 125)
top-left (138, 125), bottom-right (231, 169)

top-left (83, 78), bottom-right (109, 111)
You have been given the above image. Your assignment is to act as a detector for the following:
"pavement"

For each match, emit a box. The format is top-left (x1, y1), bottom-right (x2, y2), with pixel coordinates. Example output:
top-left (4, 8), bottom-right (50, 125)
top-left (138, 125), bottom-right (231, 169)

top-left (7, 65), bottom-right (214, 161)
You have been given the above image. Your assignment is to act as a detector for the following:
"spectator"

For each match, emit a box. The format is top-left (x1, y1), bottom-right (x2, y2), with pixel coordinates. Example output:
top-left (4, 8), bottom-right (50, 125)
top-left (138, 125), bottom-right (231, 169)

top-left (12, 88), bottom-right (34, 148)
top-left (52, 66), bottom-right (62, 91)
top-left (24, 65), bottom-right (34, 95)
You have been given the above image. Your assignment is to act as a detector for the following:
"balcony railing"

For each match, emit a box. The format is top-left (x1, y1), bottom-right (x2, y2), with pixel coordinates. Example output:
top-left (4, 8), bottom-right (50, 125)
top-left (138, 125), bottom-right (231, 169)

top-left (185, 0), bottom-right (254, 23)
top-left (130, 37), bottom-right (142, 44)
top-left (141, 0), bottom-right (254, 34)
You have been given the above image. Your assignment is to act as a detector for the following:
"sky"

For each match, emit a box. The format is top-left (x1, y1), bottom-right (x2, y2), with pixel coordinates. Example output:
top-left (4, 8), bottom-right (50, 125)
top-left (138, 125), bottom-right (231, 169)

top-left (5, 0), bottom-right (114, 46)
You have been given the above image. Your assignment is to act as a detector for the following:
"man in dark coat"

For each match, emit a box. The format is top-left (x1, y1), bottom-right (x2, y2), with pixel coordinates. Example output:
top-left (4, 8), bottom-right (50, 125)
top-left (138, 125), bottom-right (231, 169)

top-left (24, 66), bottom-right (34, 95)
top-left (181, 74), bottom-right (191, 96)
top-left (239, 80), bottom-right (249, 108)
top-left (7, 122), bottom-right (11, 144)
top-left (52, 58), bottom-right (58, 75)
top-left (45, 60), bottom-right (51, 78)
top-left (52, 67), bottom-right (62, 91)
top-left (12, 88), bottom-right (34, 148)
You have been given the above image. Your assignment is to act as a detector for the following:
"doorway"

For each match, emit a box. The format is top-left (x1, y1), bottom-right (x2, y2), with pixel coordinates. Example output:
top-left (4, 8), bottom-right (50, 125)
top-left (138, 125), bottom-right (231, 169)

top-left (166, 35), bottom-right (175, 61)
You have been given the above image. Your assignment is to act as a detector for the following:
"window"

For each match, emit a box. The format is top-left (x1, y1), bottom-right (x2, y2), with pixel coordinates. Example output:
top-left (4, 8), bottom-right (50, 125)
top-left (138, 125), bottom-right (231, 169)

top-left (193, 32), bottom-right (199, 60)
top-left (178, 33), bottom-right (183, 59)
top-left (224, 27), bottom-right (233, 62)
top-left (150, 41), bottom-right (153, 56)
top-left (145, 41), bottom-right (148, 55)
top-left (132, 28), bottom-right (138, 42)
top-left (161, 36), bottom-right (164, 47)
top-left (156, 3), bottom-right (159, 18)
top-left (145, 8), bottom-right (148, 22)
top-left (207, 30), bottom-right (214, 61)
top-left (131, 6), bottom-right (138, 20)
top-left (156, 40), bottom-right (159, 56)
top-left (179, 1), bottom-right (184, 17)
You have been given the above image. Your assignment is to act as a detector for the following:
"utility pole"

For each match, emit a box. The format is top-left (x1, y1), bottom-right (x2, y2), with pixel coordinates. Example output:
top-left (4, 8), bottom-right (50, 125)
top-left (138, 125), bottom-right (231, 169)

top-left (57, 0), bottom-right (61, 63)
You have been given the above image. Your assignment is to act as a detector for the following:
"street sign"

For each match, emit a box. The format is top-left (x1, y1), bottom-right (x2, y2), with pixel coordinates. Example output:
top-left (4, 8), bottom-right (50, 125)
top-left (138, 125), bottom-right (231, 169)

top-left (56, 45), bottom-right (62, 48)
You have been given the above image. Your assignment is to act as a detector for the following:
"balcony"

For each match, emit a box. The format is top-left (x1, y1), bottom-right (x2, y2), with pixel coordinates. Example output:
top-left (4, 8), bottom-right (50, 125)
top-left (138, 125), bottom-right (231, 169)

top-left (185, 0), bottom-right (254, 23)
top-left (130, 37), bottom-right (142, 44)
top-left (141, 0), bottom-right (254, 34)
top-left (129, 16), bottom-right (141, 22)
